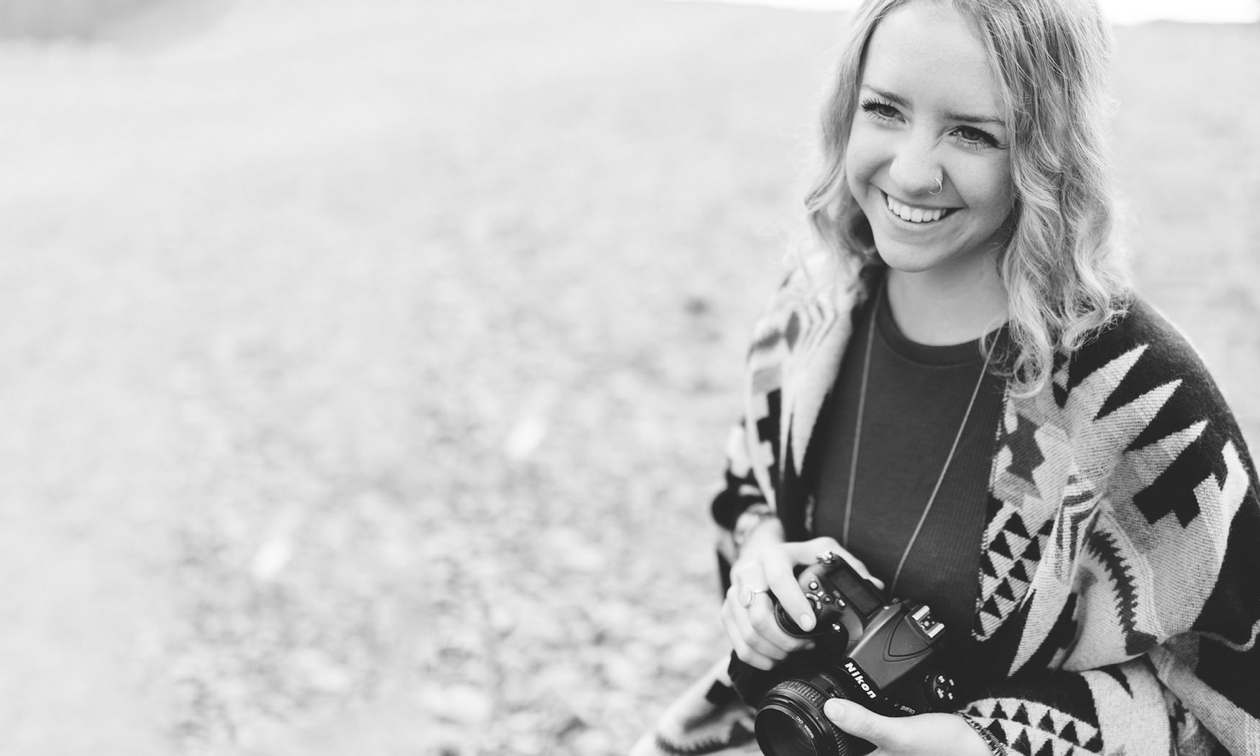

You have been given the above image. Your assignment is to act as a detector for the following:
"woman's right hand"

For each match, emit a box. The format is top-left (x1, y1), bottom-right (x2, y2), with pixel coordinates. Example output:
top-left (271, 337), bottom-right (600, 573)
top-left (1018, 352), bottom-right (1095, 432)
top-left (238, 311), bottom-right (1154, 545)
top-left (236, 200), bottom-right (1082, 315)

top-left (721, 525), bottom-right (883, 671)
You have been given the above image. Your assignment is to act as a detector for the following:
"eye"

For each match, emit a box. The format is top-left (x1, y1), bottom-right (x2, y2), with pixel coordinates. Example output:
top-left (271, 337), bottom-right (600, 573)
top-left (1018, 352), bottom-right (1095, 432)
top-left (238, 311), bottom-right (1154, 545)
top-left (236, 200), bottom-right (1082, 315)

top-left (951, 125), bottom-right (1001, 150)
top-left (860, 97), bottom-right (902, 123)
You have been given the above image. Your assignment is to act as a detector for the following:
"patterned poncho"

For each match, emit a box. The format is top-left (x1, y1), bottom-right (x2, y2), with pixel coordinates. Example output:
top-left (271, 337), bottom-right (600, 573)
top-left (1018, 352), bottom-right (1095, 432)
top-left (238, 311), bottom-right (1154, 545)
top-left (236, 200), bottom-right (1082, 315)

top-left (633, 263), bottom-right (1260, 756)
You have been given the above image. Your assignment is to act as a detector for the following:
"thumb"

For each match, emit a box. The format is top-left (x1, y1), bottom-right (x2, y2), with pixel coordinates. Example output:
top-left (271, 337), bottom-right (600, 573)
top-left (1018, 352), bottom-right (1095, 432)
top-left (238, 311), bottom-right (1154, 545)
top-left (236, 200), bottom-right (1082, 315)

top-left (824, 699), bottom-right (897, 747)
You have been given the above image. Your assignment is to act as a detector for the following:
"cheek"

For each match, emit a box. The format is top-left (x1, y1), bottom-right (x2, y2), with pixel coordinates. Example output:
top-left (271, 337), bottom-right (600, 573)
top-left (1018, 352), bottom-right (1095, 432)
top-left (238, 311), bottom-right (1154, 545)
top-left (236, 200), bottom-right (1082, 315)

top-left (844, 130), bottom-right (878, 196)
top-left (957, 161), bottom-right (1014, 217)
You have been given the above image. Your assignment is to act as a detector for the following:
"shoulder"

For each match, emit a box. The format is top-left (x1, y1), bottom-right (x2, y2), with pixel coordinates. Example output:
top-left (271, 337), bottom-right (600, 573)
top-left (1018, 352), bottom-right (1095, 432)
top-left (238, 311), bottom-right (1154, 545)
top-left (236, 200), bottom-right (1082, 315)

top-left (1086, 298), bottom-right (1208, 372)
top-left (1058, 297), bottom-right (1232, 425)
top-left (747, 253), bottom-right (867, 358)
top-left (1059, 295), bottom-right (1258, 518)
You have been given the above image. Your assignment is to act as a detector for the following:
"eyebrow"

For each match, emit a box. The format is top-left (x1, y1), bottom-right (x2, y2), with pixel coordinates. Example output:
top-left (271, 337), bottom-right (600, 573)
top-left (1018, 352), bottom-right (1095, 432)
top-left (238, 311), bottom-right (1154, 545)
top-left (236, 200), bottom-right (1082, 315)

top-left (862, 86), bottom-right (1005, 127)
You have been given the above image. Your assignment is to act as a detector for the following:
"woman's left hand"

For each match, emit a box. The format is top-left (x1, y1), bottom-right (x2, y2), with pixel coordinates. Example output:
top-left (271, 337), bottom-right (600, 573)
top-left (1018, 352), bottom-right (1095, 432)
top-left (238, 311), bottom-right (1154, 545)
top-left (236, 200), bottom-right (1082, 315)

top-left (823, 700), bottom-right (992, 756)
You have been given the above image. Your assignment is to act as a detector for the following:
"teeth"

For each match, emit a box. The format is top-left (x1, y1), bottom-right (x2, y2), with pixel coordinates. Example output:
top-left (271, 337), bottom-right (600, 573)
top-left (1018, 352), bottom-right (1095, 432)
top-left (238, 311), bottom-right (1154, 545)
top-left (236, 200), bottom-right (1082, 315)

top-left (885, 194), bottom-right (946, 224)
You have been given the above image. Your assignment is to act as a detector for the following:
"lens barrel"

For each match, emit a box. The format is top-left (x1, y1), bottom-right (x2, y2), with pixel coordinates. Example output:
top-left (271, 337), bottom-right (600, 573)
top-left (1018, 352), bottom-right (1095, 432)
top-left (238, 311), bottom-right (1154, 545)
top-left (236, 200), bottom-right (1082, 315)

top-left (754, 676), bottom-right (859, 756)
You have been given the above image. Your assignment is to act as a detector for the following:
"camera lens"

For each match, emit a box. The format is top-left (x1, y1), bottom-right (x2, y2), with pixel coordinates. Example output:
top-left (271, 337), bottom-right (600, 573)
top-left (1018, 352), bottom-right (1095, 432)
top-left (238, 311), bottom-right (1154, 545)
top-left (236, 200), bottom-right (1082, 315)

top-left (756, 707), bottom-right (828, 756)
top-left (754, 678), bottom-right (857, 756)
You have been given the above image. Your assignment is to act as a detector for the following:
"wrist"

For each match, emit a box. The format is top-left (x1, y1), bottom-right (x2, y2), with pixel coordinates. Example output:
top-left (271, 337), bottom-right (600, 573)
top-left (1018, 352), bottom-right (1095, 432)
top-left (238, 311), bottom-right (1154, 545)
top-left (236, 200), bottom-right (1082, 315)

top-left (734, 508), bottom-right (784, 558)
top-left (956, 714), bottom-right (1005, 756)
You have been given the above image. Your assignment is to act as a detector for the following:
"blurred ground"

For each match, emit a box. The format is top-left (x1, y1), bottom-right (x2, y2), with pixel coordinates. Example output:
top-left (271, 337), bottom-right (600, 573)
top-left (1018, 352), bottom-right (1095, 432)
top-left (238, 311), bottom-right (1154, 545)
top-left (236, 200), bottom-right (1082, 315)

top-left (0, 1), bottom-right (1255, 754)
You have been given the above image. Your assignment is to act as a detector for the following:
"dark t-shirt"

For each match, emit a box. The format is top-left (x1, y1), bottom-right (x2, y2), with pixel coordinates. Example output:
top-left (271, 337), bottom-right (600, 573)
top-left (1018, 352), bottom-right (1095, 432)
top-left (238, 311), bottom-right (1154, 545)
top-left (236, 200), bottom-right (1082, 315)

top-left (811, 284), bottom-right (1008, 647)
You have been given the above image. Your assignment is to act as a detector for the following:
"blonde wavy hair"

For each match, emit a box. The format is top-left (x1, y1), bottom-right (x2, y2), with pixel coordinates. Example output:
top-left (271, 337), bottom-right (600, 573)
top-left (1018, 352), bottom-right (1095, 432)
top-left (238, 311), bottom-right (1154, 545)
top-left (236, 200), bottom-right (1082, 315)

top-left (805, 0), bottom-right (1131, 395)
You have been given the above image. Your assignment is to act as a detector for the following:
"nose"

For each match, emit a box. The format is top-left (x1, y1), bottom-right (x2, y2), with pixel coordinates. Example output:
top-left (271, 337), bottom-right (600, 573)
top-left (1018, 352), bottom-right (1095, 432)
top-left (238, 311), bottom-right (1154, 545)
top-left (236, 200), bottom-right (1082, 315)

top-left (888, 134), bottom-right (942, 197)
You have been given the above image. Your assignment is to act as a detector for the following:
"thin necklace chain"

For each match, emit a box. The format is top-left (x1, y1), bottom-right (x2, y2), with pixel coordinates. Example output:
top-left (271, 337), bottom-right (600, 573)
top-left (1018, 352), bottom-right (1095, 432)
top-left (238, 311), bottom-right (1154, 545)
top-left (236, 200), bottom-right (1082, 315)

top-left (840, 284), bottom-right (996, 595)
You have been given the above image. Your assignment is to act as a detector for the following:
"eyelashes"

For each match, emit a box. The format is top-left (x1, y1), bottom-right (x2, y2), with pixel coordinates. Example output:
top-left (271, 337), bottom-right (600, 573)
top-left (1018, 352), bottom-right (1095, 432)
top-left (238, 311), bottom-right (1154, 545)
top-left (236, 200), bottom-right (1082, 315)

top-left (859, 97), bottom-right (1006, 150)
top-left (953, 125), bottom-right (1003, 150)
top-left (860, 97), bottom-right (901, 122)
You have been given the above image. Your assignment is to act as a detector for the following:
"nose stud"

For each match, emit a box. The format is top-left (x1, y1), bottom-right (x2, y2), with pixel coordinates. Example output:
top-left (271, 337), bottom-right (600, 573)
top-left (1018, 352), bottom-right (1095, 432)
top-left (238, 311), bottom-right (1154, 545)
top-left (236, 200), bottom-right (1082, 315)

top-left (929, 175), bottom-right (943, 195)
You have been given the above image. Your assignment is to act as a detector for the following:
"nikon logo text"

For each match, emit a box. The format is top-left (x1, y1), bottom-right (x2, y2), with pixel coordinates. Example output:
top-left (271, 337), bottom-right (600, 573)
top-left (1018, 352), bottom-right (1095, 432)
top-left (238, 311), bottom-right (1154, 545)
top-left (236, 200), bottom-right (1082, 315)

top-left (843, 661), bottom-right (879, 700)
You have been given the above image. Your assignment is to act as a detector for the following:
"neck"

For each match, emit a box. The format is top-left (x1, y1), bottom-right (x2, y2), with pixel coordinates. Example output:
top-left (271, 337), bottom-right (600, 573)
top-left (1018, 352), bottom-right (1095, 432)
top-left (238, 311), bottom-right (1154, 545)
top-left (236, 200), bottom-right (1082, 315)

top-left (885, 263), bottom-right (1009, 346)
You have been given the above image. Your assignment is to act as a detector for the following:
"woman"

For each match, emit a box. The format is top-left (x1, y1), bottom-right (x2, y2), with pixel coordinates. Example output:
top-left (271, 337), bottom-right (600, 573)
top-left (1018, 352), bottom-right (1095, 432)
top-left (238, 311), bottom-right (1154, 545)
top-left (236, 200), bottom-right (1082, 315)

top-left (633, 0), bottom-right (1260, 754)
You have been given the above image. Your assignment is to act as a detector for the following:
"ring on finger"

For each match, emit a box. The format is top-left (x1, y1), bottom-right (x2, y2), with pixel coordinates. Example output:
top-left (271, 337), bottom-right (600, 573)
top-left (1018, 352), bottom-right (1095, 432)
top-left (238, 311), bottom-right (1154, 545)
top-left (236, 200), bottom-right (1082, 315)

top-left (739, 585), bottom-right (771, 608)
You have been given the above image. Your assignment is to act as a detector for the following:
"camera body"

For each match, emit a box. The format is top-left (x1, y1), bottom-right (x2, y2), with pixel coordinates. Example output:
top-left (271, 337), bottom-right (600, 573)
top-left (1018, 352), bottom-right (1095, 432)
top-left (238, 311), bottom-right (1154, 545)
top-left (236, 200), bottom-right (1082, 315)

top-left (728, 554), bottom-right (959, 756)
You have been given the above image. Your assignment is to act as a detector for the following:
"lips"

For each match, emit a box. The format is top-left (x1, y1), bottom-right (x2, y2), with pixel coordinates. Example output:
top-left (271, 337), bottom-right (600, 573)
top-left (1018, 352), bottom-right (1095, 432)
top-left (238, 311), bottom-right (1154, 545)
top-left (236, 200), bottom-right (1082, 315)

top-left (884, 192), bottom-right (955, 224)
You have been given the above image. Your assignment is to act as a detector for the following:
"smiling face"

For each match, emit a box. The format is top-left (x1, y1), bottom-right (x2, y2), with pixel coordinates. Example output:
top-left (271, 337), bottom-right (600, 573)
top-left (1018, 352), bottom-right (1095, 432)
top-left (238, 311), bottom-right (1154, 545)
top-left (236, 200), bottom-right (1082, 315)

top-left (845, 0), bottom-right (1014, 282)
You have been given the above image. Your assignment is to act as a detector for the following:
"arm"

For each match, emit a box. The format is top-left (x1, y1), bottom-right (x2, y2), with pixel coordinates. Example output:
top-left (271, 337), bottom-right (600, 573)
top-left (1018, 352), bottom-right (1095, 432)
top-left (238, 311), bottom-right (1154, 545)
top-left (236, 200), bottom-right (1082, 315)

top-left (958, 454), bottom-right (1260, 754)
top-left (951, 489), bottom-right (1260, 755)
top-left (956, 650), bottom-right (1250, 756)
top-left (821, 558), bottom-right (1258, 756)
top-left (711, 418), bottom-right (777, 587)
top-left (819, 654), bottom-right (1240, 756)
top-left (712, 416), bottom-right (883, 671)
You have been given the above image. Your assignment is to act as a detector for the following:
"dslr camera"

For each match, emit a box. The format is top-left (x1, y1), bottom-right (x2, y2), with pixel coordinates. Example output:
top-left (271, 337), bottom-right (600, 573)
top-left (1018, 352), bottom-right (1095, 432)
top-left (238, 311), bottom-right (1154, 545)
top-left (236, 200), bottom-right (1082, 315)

top-left (728, 552), bottom-right (959, 756)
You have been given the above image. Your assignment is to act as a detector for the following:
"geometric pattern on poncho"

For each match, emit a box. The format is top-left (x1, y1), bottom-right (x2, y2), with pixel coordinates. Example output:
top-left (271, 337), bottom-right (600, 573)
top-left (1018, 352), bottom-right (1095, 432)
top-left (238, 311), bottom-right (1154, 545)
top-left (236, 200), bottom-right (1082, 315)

top-left (965, 697), bottom-right (1103, 756)
top-left (975, 493), bottom-right (1053, 640)
top-left (974, 393), bottom-right (1061, 641)
top-left (973, 339), bottom-right (1211, 644)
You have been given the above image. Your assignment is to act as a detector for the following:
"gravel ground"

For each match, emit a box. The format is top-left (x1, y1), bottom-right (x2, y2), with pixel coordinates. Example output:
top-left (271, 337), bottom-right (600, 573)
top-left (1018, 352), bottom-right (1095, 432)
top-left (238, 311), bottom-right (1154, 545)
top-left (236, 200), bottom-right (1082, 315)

top-left (0, 2), bottom-right (1255, 755)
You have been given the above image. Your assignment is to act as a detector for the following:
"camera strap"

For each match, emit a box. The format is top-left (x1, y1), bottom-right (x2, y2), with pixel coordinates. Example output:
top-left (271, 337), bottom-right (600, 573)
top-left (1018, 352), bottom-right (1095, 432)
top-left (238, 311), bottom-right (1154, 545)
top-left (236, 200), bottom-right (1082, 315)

top-left (841, 284), bottom-right (997, 595)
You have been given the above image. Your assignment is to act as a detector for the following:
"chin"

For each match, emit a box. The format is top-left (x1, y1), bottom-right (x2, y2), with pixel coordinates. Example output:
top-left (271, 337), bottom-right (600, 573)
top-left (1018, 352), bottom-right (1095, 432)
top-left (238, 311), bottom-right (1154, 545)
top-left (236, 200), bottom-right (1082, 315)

top-left (874, 242), bottom-right (992, 280)
top-left (872, 241), bottom-right (948, 274)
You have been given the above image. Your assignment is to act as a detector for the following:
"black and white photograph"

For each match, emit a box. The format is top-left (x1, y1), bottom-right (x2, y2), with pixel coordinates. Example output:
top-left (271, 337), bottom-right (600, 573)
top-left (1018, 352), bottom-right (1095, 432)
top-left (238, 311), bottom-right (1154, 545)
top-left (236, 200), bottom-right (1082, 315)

top-left (0, 0), bottom-right (1256, 754)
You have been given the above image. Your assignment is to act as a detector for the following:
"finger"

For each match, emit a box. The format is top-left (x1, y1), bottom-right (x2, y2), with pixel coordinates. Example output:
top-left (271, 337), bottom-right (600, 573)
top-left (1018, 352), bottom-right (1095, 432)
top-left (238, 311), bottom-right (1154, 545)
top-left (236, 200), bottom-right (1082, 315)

top-left (786, 537), bottom-right (886, 590)
top-left (726, 628), bottom-right (777, 670)
top-left (726, 593), bottom-right (794, 662)
top-left (720, 589), bottom-right (786, 665)
top-left (721, 599), bottom-right (782, 671)
top-left (823, 699), bottom-right (903, 750)
top-left (731, 550), bottom-right (815, 639)
top-left (729, 636), bottom-right (779, 671)
top-left (760, 554), bottom-right (818, 634)
top-left (745, 594), bottom-right (805, 656)
top-left (729, 563), bottom-right (769, 598)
